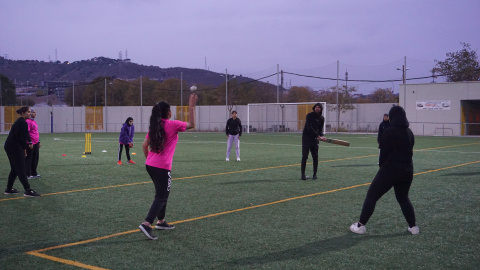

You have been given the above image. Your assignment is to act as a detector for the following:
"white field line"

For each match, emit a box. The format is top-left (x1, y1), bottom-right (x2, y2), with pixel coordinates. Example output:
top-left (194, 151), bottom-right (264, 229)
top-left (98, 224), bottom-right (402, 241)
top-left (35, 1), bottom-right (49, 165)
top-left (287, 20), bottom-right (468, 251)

top-left (53, 138), bottom-right (480, 153)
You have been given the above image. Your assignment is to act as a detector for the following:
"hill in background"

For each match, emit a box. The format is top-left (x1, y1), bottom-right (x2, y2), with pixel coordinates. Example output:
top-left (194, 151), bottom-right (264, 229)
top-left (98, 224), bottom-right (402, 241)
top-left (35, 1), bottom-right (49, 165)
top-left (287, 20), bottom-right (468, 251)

top-left (0, 56), bottom-right (252, 87)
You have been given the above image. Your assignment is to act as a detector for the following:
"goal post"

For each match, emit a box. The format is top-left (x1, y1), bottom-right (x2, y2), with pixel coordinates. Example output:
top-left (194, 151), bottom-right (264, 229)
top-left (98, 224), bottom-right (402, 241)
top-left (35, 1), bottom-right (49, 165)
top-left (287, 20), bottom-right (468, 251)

top-left (246, 102), bottom-right (327, 134)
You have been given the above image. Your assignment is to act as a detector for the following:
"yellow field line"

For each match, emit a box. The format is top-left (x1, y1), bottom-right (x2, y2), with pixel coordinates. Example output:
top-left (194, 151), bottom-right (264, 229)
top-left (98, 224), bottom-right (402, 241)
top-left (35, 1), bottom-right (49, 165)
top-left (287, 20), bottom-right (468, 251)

top-left (0, 154), bottom-right (376, 202)
top-left (414, 160), bottom-right (480, 175)
top-left (25, 159), bottom-right (480, 269)
top-left (25, 251), bottom-right (109, 270)
top-left (4, 142), bottom-right (478, 203)
top-left (17, 141), bottom-right (480, 269)
top-left (414, 142), bottom-right (479, 151)
top-left (26, 183), bottom-right (373, 270)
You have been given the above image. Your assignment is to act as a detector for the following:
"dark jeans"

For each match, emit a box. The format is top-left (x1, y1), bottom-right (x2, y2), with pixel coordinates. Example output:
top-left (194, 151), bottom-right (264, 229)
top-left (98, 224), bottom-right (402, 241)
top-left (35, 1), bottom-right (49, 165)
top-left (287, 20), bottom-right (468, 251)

top-left (5, 147), bottom-right (31, 191)
top-left (359, 165), bottom-right (416, 227)
top-left (118, 144), bottom-right (131, 161)
top-left (25, 143), bottom-right (40, 176)
top-left (301, 141), bottom-right (319, 176)
top-left (144, 165), bottom-right (171, 224)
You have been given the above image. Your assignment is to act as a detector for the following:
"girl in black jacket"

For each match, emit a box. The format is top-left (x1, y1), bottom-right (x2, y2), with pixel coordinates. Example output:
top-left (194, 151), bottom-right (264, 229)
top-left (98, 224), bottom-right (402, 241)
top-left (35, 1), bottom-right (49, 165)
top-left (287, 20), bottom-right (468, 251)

top-left (350, 106), bottom-right (418, 234)
top-left (4, 107), bottom-right (41, 197)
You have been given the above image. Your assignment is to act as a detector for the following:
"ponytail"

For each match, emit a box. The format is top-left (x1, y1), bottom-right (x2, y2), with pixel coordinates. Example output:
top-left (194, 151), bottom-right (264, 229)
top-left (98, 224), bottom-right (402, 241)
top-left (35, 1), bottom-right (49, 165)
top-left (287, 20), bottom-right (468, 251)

top-left (148, 101), bottom-right (170, 153)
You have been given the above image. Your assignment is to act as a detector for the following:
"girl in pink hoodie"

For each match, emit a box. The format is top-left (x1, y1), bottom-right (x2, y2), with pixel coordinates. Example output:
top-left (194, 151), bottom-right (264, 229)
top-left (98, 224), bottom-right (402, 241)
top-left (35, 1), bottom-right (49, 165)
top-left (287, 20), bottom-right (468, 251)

top-left (26, 108), bottom-right (41, 179)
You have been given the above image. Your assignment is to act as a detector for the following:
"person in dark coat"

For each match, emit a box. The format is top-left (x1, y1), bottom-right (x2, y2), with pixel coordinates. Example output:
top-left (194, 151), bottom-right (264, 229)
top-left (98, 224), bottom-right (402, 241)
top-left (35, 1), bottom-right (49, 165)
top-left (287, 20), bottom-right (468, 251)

top-left (301, 103), bottom-right (326, 180)
top-left (377, 113), bottom-right (390, 144)
top-left (4, 106), bottom-right (41, 197)
top-left (225, 111), bottom-right (242, 161)
top-left (117, 117), bottom-right (135, 165)
top-left (377, 113), bottom-right (390, 164)
top-left (350, 105), bottom-right (418, 235)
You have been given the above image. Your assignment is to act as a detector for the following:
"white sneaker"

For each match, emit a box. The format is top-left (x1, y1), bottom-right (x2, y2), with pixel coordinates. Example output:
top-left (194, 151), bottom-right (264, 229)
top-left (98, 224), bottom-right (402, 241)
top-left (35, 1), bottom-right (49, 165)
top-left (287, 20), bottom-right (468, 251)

top-left (226, 158), bottom-right (229, 161)
top-left (408, 226), bottom-right (419, 235)
top-left (236, 158), bottom-right (241, 161)
top-left (350, 222), bottom-right (366, 234)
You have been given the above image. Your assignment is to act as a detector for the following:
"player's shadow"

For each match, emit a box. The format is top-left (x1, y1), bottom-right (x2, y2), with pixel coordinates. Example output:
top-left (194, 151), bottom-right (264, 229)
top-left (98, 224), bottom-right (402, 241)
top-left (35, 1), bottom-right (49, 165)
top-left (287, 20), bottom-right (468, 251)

top-left (225, 232), bottom-right (404, 267)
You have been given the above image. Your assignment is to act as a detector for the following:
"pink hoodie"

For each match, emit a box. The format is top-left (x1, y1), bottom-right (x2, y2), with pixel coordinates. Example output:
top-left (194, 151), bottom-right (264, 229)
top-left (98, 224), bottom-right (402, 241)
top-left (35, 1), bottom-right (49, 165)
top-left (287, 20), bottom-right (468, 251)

top-left (26, 118), bottom-right (39, 144)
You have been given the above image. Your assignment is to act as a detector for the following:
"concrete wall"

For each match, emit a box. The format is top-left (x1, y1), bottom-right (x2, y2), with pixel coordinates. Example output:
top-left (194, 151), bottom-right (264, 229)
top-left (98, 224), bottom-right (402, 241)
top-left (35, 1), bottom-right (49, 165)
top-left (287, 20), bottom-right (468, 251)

top-left (399, 81), bottom-right (480, 135)
top-left (4, 80), bottom-right (479, 136)
top-left (1, 103), bottom-right (396, 134)
top-left (326, 103), bottom-right (396, 133)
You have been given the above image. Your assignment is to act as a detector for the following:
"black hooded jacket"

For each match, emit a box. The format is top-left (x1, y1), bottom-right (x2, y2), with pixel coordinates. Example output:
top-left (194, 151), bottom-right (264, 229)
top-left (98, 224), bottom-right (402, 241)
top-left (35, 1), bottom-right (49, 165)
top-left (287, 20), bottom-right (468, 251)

top-left (379, 106), bottom-right (414, 171)
top-left (302, 103), bottom-right (325, 145)
top-left (4, 117), bottom-right (31, 152)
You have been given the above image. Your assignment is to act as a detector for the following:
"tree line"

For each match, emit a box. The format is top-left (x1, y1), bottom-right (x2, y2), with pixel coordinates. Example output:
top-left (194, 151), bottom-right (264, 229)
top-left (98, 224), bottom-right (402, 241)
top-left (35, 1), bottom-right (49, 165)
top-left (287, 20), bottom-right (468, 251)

top-left (59, 75), bottom-right (399, 107)
top-left (1, 42), bottom-right (478, 107)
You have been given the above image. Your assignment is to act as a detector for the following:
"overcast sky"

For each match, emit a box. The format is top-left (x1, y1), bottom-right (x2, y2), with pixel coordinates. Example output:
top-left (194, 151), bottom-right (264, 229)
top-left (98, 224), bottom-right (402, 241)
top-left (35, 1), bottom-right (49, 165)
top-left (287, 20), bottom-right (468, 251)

top-left (1, 0), bottom-right (479, 94)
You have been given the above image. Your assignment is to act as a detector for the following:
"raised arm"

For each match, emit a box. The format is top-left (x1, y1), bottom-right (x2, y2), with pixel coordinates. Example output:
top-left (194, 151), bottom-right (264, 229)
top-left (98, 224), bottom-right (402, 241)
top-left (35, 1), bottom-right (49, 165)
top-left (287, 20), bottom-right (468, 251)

top-left (186, 93), bottom-right (198, 129)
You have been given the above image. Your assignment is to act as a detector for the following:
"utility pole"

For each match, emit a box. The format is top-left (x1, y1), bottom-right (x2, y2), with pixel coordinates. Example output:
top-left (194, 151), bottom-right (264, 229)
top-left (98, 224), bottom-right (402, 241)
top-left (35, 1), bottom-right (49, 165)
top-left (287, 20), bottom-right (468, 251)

top-left (276, 64), bottom-right (279, 103)
top-left (397, 56), bottom-right (407, 108)
top-left (345, 69), bottom-right (349, 89)
top-left (225, 69), bottom-right (228, 120)
top-left (180, 72), bottom-right (183, 121)
top-left (336, 60), bottom-right (339, 133)
top-left (403, 56), bottom-right (407, 109)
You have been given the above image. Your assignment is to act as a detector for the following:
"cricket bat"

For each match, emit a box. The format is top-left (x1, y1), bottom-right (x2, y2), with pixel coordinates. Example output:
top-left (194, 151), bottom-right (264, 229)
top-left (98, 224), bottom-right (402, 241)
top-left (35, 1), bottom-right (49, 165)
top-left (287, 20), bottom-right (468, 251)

top-left (323, 138), bottom-right (350, 147)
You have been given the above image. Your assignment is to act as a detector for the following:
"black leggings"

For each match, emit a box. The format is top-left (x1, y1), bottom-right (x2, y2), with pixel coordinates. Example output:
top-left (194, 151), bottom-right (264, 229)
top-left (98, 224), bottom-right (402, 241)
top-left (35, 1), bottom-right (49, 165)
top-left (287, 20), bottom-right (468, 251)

top-left (26, 143), bottom-right (40, 176)
top-left (359, 166), bottom-right (416, 227)
top-left (118, 144), bottom-right (131, 161)
top-left (5, 147), bottom-right (31, 191)
top-left (301, 142), bottom-right (319, 175)
top-left (144, 165), bottom-right (171, 224)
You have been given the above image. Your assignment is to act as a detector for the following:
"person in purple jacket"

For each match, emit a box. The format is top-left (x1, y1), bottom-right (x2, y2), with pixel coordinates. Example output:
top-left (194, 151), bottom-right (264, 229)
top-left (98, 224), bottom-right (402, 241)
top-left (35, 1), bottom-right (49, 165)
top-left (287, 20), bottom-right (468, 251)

top-left (117, 117), bottom-right (135, 165)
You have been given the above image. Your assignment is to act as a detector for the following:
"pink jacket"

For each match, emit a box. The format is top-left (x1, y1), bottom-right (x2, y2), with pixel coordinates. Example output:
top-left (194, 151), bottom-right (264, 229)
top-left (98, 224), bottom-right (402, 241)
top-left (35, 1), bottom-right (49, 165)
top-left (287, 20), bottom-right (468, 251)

top-left (26, 118), bottom-right (40, 144)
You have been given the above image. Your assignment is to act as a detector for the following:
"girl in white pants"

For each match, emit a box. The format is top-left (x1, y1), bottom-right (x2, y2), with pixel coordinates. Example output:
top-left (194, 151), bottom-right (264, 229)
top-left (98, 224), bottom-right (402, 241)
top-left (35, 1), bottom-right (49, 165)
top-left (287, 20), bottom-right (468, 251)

top-left (226, 134), bottom-right (240, 161)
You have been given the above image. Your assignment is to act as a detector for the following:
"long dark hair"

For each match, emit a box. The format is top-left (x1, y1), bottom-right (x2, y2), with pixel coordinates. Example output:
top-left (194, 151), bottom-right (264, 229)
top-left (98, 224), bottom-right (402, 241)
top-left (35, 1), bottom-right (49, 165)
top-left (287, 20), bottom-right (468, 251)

top-left (16, 106), bottom-right (30, 115)
top-left (149, 101), bottom-right (170, 153)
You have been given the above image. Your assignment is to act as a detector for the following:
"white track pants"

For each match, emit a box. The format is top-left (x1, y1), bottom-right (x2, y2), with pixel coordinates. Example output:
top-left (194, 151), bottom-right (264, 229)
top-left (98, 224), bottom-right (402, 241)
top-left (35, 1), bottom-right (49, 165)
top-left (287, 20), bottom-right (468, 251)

top-left (226, 134), bottom-right (240, 159)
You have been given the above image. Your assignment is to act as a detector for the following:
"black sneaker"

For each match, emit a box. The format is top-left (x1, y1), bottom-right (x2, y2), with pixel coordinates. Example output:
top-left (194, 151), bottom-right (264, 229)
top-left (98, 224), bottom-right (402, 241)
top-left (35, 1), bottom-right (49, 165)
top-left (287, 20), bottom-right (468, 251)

top-left (312, 175), bottom-right (317, 180)
top-left (4, 188), bottom-right (20, 195)
top-left (24, 189), bottom-right (41, 197)
top-left (301, 175), bottom-right (309, 180)
top-left (155, 221), bottom-right (175, 230)
top-left (139, 224), bottom-right (158, 240)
